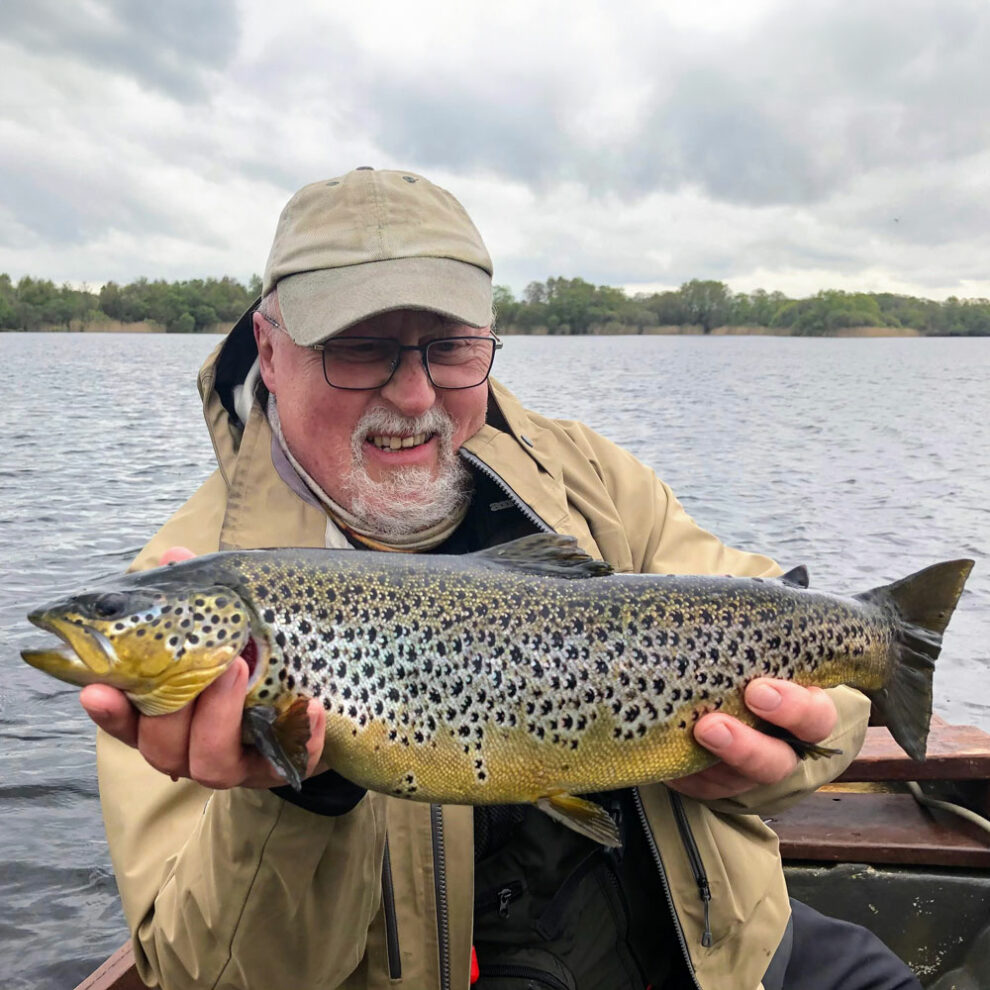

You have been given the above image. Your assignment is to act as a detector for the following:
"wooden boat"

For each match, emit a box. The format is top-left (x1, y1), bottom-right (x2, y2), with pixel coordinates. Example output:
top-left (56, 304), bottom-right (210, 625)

top-left (771, 715), bottom-right (990, 989)
top-left (75, 717), bottom-right (990, 990)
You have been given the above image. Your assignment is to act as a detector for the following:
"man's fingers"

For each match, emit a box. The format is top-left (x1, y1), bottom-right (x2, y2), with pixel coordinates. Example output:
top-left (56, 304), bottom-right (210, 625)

top-left (745, 679), bottom-right (838, 742)
top-left (187, 659), bottom-right (252, 789)
top-left (693, 714), bottom-right (799, 786)
top-left (83, 640), bottom-right (324, 789)
top-left (137, 702), bottom-right (194, 780)
top-left (306, 699), bottom-right (327, 778)
top-left (668, 761), bottom-right (754, 801)
top-left (80, 684), bottom-right (140, 747)
top-left (159, 545), bottom-right (196, 565)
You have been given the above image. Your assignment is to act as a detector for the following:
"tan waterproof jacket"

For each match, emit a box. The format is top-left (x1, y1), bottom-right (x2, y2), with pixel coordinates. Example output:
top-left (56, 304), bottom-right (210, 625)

top-left (97, 335), bottom-right (870, 990)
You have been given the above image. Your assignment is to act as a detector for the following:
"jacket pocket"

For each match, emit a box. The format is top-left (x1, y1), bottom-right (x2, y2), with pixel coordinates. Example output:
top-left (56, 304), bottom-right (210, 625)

top-left (690, 805), bottom-right (783, 942)
top-left (475, 963), bottom-right (574, 990)
top-left (474, 946), bottom-right (578, 990)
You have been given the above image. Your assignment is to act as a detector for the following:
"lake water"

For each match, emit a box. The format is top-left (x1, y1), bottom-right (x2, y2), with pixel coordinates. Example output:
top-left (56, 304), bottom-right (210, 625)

top-left (1, 332), bottom-right (987, 987)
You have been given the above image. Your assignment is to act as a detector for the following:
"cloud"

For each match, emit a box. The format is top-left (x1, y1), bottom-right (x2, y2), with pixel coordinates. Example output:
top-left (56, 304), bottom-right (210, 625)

top-left (336, 0), bottom-right (990, 208)
top-left (1, 0), bottom-right (989, 299)
top-left (0, 0), bottom-right (238, 101)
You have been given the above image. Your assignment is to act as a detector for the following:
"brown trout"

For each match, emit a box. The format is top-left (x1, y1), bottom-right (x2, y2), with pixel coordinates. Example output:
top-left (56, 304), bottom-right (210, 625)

top-left (22, 535), bottom-right (973, 845)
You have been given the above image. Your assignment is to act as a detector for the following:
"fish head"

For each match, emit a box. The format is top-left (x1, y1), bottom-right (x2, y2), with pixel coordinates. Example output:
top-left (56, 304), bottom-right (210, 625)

top-left (22, 582), bottom-right (255, 715)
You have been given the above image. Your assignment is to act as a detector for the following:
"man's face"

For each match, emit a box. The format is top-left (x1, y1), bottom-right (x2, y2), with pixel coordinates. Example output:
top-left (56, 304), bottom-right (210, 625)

top-left (255, 305), bottom-right (491, 535)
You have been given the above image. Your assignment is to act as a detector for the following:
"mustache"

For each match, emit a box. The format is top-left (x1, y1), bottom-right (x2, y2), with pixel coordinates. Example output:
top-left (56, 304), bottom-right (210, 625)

top-left (350, 406), bottom-right (456, 456)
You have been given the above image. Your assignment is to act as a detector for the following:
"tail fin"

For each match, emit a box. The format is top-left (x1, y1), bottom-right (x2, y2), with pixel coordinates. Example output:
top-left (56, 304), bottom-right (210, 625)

top-left (855, 559), bottom-right (973, 760)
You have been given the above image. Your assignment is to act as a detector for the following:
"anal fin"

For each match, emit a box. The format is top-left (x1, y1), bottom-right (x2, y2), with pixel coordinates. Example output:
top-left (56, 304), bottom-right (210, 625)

top-left (536, 791), bottom-right (622, 847)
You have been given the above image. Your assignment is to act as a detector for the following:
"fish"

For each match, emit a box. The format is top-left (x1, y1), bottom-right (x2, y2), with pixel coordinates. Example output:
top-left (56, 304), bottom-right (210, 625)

top-left (22, 534), bottom-right (973, 846)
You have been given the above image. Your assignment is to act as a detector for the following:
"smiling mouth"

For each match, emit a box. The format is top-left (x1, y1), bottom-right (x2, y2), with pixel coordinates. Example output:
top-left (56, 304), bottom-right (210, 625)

top-left (369, 432), bottom-right (432, 451)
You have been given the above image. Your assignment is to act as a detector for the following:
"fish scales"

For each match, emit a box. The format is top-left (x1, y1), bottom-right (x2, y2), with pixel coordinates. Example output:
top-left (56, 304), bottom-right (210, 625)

top-left (237, 552), bottom-right (890, 802)
top-left (22, 535), bottom-right (973, 843)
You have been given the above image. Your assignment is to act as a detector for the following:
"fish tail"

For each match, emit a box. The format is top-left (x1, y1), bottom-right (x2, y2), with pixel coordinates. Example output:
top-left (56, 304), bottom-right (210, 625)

top-left (855, 558), bottom-right (974, 760)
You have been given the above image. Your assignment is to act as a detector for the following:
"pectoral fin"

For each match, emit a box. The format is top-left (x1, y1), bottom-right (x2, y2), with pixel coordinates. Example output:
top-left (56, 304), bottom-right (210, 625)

top-left (535, 791), bottom-right (622, 847)
top-left (760, 722), bottom-right (843, 761)
top-left (242, 698), bottom-right (312, 790)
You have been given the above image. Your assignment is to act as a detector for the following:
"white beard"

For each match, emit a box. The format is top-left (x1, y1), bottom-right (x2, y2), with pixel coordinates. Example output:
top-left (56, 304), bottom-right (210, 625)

top-left (340, 406), bottom-right (473, 537)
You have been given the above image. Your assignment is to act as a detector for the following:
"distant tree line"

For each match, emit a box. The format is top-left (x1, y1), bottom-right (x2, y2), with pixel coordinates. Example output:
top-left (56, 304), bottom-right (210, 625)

top-left (494, 278), bottom-right (990, 336)
top-left (0, 273), bottom-right (260, 333)
top-left (2, 272), bottom-right (989, 336)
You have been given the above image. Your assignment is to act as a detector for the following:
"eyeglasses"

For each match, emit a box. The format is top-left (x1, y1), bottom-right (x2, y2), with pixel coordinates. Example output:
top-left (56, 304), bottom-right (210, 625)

top-left (259, 313), bottom-right (501, 390)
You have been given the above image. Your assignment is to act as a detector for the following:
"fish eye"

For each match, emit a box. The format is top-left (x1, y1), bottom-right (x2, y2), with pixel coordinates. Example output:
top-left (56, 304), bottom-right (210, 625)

top-left (91, 593), bottom-right (130, 619)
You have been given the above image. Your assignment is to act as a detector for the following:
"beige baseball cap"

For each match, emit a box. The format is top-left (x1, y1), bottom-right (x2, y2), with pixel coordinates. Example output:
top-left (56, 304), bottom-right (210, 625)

top-left (262, 168), bottom-right (494, 345)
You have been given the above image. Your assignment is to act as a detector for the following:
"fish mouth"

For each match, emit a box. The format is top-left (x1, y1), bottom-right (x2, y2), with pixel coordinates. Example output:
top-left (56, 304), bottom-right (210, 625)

top-left (22, 611), bottom-right (119, 684)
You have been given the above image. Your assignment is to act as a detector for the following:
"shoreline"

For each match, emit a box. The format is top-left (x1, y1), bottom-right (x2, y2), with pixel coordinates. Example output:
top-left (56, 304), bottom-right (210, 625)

top-left (2, 323), bottom-right (938, 338)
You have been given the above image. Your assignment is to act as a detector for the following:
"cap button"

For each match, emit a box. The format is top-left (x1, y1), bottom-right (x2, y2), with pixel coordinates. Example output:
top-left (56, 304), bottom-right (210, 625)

top-left (356, 165), bottom-right (374, 170)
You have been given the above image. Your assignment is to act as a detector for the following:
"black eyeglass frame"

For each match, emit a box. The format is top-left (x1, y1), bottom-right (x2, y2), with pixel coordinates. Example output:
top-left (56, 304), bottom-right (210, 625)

top-left (258, 312), bottom-right (502, 391)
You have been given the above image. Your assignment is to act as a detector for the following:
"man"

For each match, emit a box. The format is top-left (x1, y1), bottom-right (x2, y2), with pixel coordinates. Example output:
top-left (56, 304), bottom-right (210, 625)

top-left (81, 168), bottom-right (918, 989)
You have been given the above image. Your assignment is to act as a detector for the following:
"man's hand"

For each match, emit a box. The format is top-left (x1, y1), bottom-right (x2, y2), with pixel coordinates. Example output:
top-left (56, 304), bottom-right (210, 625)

top-left (668, 678), bottom-right (838, 801)
top-left (79, 546), bottom-right (327, 790)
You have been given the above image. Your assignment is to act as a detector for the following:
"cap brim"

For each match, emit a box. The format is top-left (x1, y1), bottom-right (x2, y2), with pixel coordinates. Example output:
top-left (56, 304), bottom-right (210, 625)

top-left (277, 257), bottom-right (492, 346)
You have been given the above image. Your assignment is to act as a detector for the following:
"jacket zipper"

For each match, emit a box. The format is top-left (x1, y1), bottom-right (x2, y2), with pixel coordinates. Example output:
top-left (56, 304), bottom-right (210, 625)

top-left (431, 805), bottom-right (451, 990)
top-left (631, 788), bottom-right (705, 990)
top-left (381, 835), bottom-right (402, 979)
top-left (458, 450), bottom-right (554, 533)
top-left (473, 879), bottom-right (526, 919)
top-left (669, 791), bottom-right (713, 949)
top-left (443, 452), bottom-right (548, 990)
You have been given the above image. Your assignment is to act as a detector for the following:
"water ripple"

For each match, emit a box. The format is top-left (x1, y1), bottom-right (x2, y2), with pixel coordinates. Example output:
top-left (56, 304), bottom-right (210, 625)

top-left (1, 332), bottom-right (988, 986)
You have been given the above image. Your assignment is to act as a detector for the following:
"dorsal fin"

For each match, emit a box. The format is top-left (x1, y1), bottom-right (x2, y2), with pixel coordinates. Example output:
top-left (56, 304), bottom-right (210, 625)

top-left (779, 565), bottom-right (810, 589)
top-left (473, 534), bottom-right (613, 579)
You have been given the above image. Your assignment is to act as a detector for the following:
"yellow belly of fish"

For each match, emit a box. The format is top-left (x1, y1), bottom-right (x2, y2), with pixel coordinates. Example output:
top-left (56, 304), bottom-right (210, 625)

top-left (320, 692), bottom-right (753, 804)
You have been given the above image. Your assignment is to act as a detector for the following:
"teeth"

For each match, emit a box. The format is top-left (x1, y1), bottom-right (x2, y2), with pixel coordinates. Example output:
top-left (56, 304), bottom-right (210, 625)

top-left (371, 433), bottom-right (429, 450)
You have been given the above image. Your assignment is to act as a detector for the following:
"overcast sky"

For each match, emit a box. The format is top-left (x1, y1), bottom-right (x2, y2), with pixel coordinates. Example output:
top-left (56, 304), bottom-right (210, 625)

top-left (2, 0), bottom-right (989, 301)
